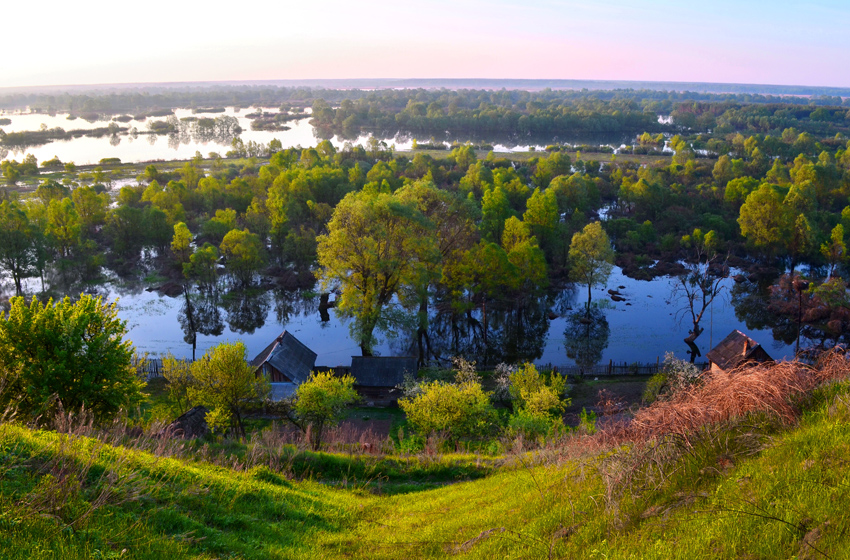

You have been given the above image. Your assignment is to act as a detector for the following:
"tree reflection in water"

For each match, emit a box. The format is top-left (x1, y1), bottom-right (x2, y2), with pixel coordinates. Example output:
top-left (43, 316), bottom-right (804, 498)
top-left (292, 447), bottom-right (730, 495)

top-left (426, 296), bottom-right (550, 366)
top-left (564, 307), bottom-right (610, 372)
top-left (178, 287), bottom-right (224, 360)
top-left (222, 289), bottom-right (271, 334)
top-left (273, 288), bottom-right (319, 326)
top-left (730, 280), bottom-right (797, 347)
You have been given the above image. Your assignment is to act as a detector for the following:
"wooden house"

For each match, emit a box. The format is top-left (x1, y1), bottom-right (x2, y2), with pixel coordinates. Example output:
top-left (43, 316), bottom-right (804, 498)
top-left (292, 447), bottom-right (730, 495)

top-left (250, 331), bottom-right (317, 400)
top-left (350, 356), bottom-right (417, 406)
top-left (705, 330), bottom-right (773, 374)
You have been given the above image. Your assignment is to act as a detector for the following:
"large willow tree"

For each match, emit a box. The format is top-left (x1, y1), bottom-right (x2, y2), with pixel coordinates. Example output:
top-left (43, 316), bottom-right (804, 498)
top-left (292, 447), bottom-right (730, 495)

top-left (316, 184), bottom-right (435, 355)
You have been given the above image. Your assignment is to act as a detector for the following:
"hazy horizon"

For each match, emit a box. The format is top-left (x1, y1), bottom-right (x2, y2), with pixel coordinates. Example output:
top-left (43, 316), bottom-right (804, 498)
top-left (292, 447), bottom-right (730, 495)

top-left (6, 0), bottom-right (848, 90)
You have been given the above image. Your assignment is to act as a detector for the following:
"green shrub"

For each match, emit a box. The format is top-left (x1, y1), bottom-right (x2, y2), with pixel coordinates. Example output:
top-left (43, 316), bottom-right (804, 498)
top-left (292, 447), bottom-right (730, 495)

top-left (400, 377), bottom-right (496, 445)
top-left (0, 295), bottom-right (143, 422)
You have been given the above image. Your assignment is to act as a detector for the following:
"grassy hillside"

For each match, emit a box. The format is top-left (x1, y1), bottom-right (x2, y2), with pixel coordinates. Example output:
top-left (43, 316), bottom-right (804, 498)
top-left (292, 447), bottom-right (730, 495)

top-left (3, 370), bottom-right (850, 558)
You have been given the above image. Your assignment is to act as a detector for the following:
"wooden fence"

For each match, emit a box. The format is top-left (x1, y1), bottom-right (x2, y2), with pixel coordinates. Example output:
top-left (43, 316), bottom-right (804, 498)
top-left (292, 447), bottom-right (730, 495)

top-left (548, 359), bottom-right (708, 377)
top-left (136, 358), bottom-right (179, 380)
top-left (138, 358), bottom-right (709, 381)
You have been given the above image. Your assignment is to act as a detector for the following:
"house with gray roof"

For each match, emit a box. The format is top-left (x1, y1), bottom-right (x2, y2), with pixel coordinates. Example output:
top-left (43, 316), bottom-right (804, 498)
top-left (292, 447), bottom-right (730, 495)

top-left (250, 331), bottom-right (317, 400)
top-left (706, 330), bottom-right (773, 374)
top-left (350, 356), bottom-right (417, 406)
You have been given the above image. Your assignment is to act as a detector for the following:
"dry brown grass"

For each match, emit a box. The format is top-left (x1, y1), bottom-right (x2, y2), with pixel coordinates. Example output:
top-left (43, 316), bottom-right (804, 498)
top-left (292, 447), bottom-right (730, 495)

top-left (607, 351), bottom-right (850, 446)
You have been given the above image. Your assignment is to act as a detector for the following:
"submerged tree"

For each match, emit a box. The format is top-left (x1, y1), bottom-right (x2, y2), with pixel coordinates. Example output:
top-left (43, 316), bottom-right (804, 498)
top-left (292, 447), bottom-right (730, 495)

top-left (674, 228), bottom-right (729, 362)
top-left (568, 221), bottom-right (614, 312)
top-left (316, 186), bottom-right (432, 355)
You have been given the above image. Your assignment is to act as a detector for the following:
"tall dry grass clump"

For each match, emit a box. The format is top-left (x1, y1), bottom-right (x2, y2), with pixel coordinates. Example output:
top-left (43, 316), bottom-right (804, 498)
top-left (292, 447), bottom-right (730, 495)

top-left (596, 350), bottom-right (850, 510)
top-left (611, 350), bottom-right (850, 445)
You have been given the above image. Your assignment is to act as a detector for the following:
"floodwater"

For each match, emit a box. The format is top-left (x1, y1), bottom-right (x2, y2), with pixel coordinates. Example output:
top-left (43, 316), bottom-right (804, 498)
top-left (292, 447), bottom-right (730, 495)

top-left (0, 106), bottom-right (627, 165)
top-left (84, 266), bottom-right (796, 369)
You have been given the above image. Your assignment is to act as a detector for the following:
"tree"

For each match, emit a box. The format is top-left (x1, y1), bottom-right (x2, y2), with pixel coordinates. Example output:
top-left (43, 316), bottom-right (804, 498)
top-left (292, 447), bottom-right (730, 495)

top-left (159, 353), bottom-right (194, 416)
top-left (184, 243), bottom-right (219, 291)
top-left (290, 371), bottom-right (358, 450)
top-left (171, 222), bottom-right (193, 266)
top-left (569, 222), bottom-right (615, 310)
top-left (786, 213), bottom-right (813, 276)
top-left (72, 186), bottom-right (109, 237)
top-left (0, 201), bottom-right (35, 296)
top-left (821, 224), bottom-right (846, 279)
top-left (316, 188), bottom-right (428, 355)
top-left (503, 363), bottom-right (569, 441)
top-left (220, 228), bottom-right (265, 287)
top-left (0, 295), bottom-right (143, 422)
top-left (187, 342), bottom-right (269, 436)
top-left (675, 229), bottom-right (728, 362)
top-left (46, 198), bottom-right (81, 259)
top-left (480, 185), bottom-right (512, 243)
top-left (738, 184), bottom-right (786, 259)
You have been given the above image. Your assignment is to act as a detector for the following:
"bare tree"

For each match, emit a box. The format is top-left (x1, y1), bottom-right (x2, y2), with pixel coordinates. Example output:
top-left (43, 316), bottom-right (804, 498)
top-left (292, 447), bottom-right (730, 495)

top-left (673, 229), bottom-right (729, 362)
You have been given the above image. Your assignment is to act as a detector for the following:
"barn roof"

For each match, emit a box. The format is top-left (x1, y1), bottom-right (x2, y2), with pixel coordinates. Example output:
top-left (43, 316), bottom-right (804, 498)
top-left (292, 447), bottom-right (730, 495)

top-left (250, 331), bottom-right (317, 385)
top-left (706, 330), bottom-right (772, 371)
top-left (350, 356), bottom-right (417, 387)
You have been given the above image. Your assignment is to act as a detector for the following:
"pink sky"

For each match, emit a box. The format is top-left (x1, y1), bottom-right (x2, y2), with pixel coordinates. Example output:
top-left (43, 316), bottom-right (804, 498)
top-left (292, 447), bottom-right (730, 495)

top-left (4, 0), bottom-right (848, 88)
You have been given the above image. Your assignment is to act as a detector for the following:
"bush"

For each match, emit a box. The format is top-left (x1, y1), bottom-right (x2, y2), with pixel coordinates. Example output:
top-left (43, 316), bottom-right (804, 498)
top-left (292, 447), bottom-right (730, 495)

top-left (502, 363), bottom-right (570, 442)
top-left (292, 371), bottom-right (359, 450)
top-left (0, 295), bottom-right (143, 422)
top-left (187, 342), bottom-right (269, 436)
top-left (400, 365), bottom-right (496, 445)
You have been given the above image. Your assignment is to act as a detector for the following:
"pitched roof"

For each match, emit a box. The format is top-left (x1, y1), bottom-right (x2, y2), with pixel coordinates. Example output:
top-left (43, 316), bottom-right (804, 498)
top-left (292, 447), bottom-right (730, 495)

top-left (250, 331), bottom-right (317, 385)
top-left (350, 356), bottom-right (417, 387)
top-left (706, 330), bottom-right (772, 371)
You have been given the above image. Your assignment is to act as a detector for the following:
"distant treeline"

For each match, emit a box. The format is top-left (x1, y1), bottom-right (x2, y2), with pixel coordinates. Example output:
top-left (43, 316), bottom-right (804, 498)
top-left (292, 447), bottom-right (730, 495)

top-left (0, 86), bottom-right (846, 115)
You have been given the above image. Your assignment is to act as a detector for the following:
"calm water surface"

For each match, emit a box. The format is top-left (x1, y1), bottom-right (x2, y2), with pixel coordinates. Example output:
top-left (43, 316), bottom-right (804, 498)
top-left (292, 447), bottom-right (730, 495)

top-left (101, 266), bottom-right (795, 368)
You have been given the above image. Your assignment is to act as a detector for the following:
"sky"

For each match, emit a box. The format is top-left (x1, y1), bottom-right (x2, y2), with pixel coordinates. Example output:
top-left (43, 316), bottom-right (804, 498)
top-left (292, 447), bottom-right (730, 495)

top-left (3, 0), bottom-right (849, 89)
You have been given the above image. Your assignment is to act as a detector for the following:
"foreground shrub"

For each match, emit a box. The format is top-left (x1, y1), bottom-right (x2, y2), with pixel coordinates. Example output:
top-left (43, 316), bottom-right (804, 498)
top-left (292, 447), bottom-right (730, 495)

top-left (188, 342), bottom-right (269, 436)
top-left (502, 363), bottom-right (569, 442)
top-left (0, 295), bottom-right (143, 422)
top-left (291, 371), bottom-right (359, 450)
top-left (400, 367), bottom-right (496, 445)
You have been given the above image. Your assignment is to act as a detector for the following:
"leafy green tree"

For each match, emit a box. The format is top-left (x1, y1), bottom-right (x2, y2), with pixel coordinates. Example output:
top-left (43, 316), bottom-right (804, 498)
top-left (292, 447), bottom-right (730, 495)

top-left (46, 198), bottom-right (80, 259)
top-left (0, 201), bottom-right (35, 296)
top-left (723, 177), bottom-right (759, 207)
top-left (821, 224), bottom-right (846, 278)
top-left (184, 243), bottom-right (219, 291)
top-left (159, 353), bottom-right (194, 416)
top-left (105, 205), bottom-right (145, 259)
top-left (480, 185), bottom-right (512, 243)
top-left (738, 184), bottom-right (786, 259)
top-left (569, 222), bottom-right (615, 309)
top-left (202, 208), bottom-right (238, 245)
top-left (504, 363), bottom-right (569, 441)
top-left (522, 188), bottom-right (559, 250)
top-left (220, 229), bottom-right (265, 287)
top-left (144, 206), bottom-right (173, 254)
top-left (71, 186), bottom-right (109, 236)
top-left (291, 371), bottom-right (359, 450)
top-left (171, 222), bottom-right (193, 265)
top-left (0, 295), bottom-right (143, 422)
top-left (187, 341), bottom-right (269, 436)
top-left (316, 188), bottom-right (428, 355)
top-left (786, 213), bottom-right (813, 275)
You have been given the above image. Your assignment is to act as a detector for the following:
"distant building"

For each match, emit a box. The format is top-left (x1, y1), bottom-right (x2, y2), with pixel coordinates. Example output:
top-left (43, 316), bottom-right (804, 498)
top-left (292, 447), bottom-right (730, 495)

top-left (250, 331), bottom-right (317, 400)
top-left (350, 356), bottom-right (417, 406)
top-left (706, 330), bottom-right (773, 374)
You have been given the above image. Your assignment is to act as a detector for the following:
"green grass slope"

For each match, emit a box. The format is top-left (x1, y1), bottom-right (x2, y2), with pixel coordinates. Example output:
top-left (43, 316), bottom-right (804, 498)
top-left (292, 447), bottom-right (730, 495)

top-left (3, 381), bottom-right (850, 559)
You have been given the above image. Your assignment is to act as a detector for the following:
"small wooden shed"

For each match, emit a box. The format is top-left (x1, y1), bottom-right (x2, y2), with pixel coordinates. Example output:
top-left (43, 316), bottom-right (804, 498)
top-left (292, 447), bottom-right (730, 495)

top-left (705, 330), bottom-right (773, 374)
top-left (250, 331), bottom-right (317, 399)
